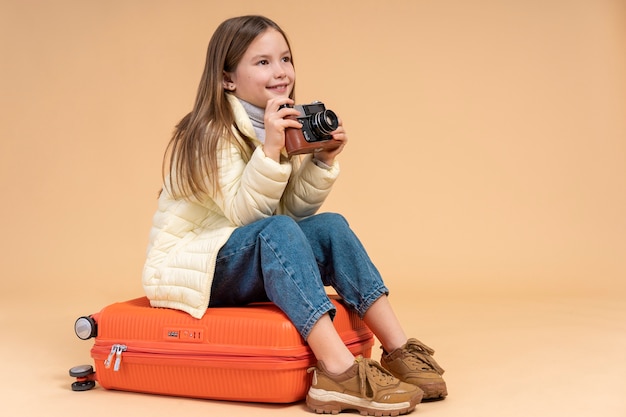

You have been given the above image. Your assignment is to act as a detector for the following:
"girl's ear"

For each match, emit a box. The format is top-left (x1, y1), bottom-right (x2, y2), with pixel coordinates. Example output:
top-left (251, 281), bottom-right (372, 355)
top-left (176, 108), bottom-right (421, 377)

top-left (222, 72), bottom-right (235, 91)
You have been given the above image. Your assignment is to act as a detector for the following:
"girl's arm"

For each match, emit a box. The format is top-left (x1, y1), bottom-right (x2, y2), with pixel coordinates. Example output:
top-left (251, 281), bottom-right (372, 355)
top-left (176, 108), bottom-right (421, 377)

top-left (212, 142), bottom-right (292, 226)
top-left (277, 154), bottom-right (340, 220)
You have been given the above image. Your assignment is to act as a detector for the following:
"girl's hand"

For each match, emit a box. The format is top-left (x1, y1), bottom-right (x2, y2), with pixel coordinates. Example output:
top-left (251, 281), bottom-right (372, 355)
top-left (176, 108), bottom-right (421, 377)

top-left (263, 98), bottom-right (302, 162)
top-left (313, 119), bottom-right (347, 166)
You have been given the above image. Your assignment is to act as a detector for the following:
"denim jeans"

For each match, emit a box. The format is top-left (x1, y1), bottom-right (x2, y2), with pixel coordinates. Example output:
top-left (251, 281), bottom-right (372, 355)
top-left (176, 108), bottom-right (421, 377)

top-left (209, 212), bottom-right (389, 339)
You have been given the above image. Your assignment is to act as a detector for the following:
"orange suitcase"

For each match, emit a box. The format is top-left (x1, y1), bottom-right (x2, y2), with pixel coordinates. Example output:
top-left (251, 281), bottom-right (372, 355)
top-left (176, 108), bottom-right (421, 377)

top-left (70, 296), bottom-right (374, 403)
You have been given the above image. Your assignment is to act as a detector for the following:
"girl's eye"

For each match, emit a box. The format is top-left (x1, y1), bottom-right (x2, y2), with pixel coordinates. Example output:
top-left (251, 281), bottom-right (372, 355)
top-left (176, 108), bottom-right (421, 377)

top-left (257, 60), bottom-right (269, 65)
top-left (282, 56), bottom-right (291, 63)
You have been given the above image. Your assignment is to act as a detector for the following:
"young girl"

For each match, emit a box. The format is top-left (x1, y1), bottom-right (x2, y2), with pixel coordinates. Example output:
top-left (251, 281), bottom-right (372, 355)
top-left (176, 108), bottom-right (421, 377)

top-left (142, 15), bottom-right (447, 416)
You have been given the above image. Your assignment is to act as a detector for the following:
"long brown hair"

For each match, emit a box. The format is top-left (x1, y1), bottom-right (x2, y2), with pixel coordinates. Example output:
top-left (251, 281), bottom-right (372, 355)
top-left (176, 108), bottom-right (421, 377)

top-left (163, 15), bottom-right (295, 200)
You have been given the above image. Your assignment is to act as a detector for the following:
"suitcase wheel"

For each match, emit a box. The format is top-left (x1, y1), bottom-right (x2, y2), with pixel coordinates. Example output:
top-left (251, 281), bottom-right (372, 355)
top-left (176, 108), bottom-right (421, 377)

top-left (74, 316), bottom-right (98, 340)
top-left (69, 364), bottom-right (94, 378)
top-left (69, 365), bottom-right (96, 391)
top-left (71, 380), bottom-right (96, 391)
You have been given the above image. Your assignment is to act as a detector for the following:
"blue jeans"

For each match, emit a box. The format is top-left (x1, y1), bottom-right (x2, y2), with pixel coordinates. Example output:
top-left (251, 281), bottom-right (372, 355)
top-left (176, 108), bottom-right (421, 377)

top-left (209, 213), bottom-right (389, 339)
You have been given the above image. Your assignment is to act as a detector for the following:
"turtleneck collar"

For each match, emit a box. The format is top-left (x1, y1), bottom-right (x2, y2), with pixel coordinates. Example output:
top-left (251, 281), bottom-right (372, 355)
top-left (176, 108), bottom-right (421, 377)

top-left (236, 97), bottom-right (265, 142)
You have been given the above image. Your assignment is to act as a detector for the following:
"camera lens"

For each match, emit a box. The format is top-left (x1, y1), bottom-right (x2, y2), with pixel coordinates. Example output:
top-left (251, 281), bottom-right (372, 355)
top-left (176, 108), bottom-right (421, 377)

top-left (311, 109), bottom-right (339, 137)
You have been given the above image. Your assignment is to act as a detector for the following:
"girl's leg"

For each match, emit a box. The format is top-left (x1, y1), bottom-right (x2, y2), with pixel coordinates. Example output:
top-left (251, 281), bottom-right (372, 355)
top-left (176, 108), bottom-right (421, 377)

top-left (362, 294), bottom-right (408, 353)
top-left (296, 212), bottom-right (392, 321)
top-left (306, 313), bottom-right (356, 374)
top-left (297, 212), bottom-right (447, 400)
top-left (211, 215), bottom-right (332, 333)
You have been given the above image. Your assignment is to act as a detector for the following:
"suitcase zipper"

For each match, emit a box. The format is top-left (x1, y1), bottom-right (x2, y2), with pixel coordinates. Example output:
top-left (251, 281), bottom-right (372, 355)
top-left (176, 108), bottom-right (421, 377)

top-left (95, 334), bottom-right (372, 372)
top-left (94, 343), bottom-right (312, 372)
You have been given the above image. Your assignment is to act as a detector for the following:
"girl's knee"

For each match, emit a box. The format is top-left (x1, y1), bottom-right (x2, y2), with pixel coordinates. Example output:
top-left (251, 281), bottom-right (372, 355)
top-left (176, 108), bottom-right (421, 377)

top-left (315, 212), bottom-right (349, 229)
top-left (270, 214), bottom-right (298, 226)
top-left (261, 215), bottom-right (300, 236)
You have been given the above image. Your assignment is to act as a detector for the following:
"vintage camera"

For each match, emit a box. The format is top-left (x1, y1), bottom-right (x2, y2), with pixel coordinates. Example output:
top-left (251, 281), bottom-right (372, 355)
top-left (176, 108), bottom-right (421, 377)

top-left (280, 101), bottom-right (342, 156)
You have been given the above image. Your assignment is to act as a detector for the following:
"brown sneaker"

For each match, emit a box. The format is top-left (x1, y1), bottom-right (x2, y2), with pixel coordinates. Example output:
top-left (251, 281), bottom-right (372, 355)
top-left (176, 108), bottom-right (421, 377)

top-left (306, 356), bottom-right (423, 415)
top-left (380, 338), bottom-right (448, 400)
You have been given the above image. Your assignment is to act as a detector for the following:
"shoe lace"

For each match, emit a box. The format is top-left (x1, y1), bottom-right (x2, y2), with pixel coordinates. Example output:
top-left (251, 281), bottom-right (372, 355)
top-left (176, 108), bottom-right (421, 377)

top-left (356, 356), bottom-right (398, 399)
top-left (403, 338), bottom-right (445, 375)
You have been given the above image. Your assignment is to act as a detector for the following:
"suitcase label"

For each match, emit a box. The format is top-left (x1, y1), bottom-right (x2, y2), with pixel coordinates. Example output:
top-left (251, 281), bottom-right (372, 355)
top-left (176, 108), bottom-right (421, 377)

top-left (163, 327), bottom-right (204, 343)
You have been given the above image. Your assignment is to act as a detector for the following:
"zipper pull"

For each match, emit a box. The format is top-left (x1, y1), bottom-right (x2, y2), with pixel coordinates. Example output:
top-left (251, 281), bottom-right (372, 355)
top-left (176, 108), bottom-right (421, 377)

top-left (113, 344), bottom-right (127, 371)
top-left (104, 344), bottom-right (128, 371)
top-left (104, 345), bottom-right (117, 369)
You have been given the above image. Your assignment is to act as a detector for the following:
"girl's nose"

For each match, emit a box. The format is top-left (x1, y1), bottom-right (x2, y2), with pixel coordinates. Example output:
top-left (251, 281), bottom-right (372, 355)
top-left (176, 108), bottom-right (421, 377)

top-left (274, 64), bottom-right (286, 78)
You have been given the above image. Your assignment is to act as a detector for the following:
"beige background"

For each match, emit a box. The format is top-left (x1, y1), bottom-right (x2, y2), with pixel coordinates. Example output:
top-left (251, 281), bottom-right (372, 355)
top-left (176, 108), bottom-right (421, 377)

top-left (1, 0), bottom-right (625, 416)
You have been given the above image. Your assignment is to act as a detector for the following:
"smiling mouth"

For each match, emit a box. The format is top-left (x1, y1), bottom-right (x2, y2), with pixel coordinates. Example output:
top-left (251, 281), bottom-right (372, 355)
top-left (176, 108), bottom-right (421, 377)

top-left (268, 84), bottom-right (289, 91)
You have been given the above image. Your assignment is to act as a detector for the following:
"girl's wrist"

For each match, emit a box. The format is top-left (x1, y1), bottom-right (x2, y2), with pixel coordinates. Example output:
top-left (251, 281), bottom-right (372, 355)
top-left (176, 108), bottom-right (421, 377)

top-left (263, 145), bottom-right (281, 162)
top-left (311, 156), bottom-right (333, 170)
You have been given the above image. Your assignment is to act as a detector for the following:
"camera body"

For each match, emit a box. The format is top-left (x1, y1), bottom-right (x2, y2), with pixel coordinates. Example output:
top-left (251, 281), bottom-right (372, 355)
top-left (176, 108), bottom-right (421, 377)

top-left (280, 101), bottom-right (342, 156)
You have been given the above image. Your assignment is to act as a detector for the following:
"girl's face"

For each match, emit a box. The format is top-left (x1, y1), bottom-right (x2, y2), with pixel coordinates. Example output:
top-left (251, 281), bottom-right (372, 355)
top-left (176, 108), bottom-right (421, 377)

top-left (224, 28), bottom-right (295, 108)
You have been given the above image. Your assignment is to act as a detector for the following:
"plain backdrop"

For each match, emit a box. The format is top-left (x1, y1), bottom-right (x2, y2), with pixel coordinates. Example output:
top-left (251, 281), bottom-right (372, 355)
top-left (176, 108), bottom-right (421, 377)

top-left (1, 1), bottom-right (625, 416)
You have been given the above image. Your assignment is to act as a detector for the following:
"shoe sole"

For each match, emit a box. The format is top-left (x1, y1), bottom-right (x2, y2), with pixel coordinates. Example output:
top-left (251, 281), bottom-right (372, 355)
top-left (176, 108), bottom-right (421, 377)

top-left (412, 381), bottom-right (447, 401)
top-left (306, 388), bottom-right (422, 416)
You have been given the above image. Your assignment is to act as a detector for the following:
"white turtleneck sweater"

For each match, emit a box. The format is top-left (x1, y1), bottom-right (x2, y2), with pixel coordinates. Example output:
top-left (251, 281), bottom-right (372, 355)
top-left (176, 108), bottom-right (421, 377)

top-left (237, 98), bottom-right (266, 142)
